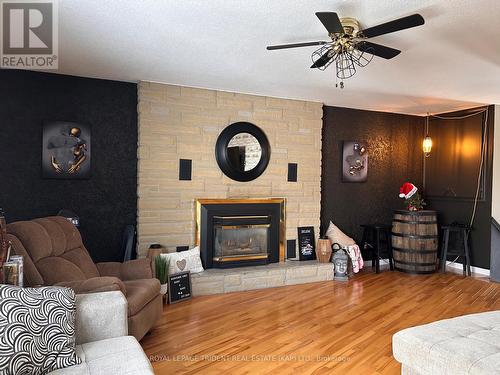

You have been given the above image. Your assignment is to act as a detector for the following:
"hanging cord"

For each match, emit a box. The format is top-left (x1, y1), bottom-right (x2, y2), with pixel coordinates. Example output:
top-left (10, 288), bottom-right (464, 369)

top-left (429, 107), bottom-right (489, 267)
top-left (431, 109), bottom-right (487, 121)
top-left (469, 108), bottom-right (489, 228)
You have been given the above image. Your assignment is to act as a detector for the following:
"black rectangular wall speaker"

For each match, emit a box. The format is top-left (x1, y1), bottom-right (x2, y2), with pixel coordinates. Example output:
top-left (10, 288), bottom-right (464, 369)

top-left (288, 163), bottom-right (297, 182)
top-left (286, 239), bottom-right (296, 259)
top-left (179, 159), bottom-right (192, 180)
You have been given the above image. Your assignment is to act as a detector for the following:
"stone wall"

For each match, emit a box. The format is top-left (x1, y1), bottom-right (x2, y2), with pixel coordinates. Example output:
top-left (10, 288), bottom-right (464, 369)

top-left (137, 82), bottom-right (322, 257)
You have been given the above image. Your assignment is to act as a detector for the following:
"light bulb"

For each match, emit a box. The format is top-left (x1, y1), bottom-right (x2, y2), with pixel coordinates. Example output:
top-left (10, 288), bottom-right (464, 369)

top-left (423, 135), bottom-right (432, 156)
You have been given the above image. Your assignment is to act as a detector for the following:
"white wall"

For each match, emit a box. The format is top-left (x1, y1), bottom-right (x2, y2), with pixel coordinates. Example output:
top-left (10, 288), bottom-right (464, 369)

top-left (493, 105), bottom-right (500, 221)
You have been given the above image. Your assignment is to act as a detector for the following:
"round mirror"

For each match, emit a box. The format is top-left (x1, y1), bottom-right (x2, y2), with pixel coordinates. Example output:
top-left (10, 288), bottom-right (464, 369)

top-left (215, 122), bottom-right (270, 182)
top-left (227, 133), bottom-right (262, 171)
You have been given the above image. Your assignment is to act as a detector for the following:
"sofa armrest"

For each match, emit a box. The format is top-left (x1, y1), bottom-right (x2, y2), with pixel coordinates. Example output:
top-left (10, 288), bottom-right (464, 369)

top-left (121, 258), bottom-right (153, 280)
top-left (55, 276), bottom-right (127, 296)
top-left (97, 258), bottom-right (153, 281)
top-left (75, 291), bottom-right (128, 345)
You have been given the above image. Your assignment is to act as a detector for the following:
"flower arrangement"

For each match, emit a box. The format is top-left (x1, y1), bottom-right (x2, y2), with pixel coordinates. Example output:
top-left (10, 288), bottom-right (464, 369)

top-left (399, 182), bottom-right (426, 211)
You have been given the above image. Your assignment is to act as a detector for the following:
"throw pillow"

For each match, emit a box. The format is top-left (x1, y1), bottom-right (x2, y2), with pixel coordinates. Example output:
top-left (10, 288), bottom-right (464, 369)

top-left (325, 221), bottom-right (356, 247)
top-left (0, 285), bottom-right (82, 375)
top-left (161, 246), bottom-right (204, 275)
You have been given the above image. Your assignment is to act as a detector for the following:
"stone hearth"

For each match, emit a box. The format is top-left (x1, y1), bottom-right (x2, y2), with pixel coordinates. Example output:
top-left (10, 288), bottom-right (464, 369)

top-left (191, 260), bottom-right (333, 296)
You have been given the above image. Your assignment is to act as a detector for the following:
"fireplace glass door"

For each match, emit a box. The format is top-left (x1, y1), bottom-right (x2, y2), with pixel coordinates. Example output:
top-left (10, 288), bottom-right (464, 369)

top-left (213, 216), bottom-right (270, 264)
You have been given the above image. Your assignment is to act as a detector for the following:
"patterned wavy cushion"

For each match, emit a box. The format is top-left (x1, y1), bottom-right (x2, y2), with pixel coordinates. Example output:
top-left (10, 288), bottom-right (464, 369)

top-left (0, 285), bottom-right (81, 374)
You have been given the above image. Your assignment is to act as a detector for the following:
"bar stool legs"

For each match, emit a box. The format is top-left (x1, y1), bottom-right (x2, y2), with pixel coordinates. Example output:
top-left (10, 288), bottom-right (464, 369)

top-left (440, 229), bottom-right (450, 273)
top-left (375, 230), bottom-right (381, 273)
top-left (385, 230), bottom-right (394, 271)
top-left (464, 230), bottom-right (471, 277)
top-left (361, 224), bottom-right (393, 274)
top-left (440, 226), bottom-right (471, 277)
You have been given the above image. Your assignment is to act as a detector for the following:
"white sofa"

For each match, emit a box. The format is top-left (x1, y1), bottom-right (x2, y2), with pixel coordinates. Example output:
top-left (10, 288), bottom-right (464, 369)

top-left (393, 311), bottom-right (500, 375)
top-left (50, 291), bottom-right (154, 375)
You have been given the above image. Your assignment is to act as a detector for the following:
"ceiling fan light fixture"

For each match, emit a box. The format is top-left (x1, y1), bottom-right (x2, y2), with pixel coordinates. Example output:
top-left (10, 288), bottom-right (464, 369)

top-left (349, 48), bottom-right (373, 67)
top-left (267, 12), bottom-right (425, 87)
top-left (309, 16), bottom-right (375, 85)
top-left (311, 43), bottom-right (372, 81)
top-left (311, 44), bottom-right (335, 71)
top-left (336, 54), bottom-right (356, 80)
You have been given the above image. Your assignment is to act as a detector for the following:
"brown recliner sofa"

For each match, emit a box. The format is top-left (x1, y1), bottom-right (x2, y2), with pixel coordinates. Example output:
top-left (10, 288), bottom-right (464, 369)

top-left (6, 216), bottom-right (162, 341)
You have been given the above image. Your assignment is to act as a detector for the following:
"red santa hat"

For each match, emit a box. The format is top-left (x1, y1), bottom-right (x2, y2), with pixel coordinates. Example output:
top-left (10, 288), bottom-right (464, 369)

top-left (399, 182), bottom-right (417, 199)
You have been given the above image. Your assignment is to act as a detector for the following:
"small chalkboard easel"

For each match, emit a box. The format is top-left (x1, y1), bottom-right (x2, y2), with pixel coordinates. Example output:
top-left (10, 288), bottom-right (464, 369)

top-left (297, 226), bottom-right (316, 261)
top-left (167, 271), bottom-right (192, 304)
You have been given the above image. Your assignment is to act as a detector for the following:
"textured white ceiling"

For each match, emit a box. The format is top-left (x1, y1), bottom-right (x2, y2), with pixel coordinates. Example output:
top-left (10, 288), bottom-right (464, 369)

top-left (55, 0), bottom-right (500, 115)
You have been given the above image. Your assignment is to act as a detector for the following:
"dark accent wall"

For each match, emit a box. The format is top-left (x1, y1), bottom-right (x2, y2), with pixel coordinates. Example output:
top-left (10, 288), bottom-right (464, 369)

top-left (321, 106), bottom-right (424, 251)
top-left (492, 218), bottom-right (500, 281)
top-left (0, 70), bottom-right (138, 262)
top-left (425, 107), bottom-right (494, 269)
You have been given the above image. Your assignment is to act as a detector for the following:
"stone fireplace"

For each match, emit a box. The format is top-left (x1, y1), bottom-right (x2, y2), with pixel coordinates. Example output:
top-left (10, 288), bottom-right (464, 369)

top-left (196, 198), bottom-right (285, 268)
top-left (137, 83), bottom-right (322, 258)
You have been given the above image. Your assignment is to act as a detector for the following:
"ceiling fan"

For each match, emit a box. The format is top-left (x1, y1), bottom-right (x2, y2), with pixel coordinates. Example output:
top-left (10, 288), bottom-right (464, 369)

top-left (267, 12), bottom-right (425, 87)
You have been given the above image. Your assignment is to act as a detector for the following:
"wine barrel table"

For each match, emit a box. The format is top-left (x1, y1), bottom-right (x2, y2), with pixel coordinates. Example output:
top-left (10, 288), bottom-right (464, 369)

top-left (392, 210), bottom-right (438, 274)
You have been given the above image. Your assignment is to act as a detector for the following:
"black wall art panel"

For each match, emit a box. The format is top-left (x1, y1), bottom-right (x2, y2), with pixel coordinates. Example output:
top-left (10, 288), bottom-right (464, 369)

top-left (321, 106), bottom-right (424, 252)
top-left (0, 70), bottom-right (138, 262)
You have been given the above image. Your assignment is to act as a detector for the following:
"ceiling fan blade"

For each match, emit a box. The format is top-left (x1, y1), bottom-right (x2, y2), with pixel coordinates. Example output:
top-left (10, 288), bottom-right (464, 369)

top-left (266, 41), bottom-right (328, 50)
top-left (359, 14), bottom-right (424, 38)
top-left (355, 41), bottom-right (401, 59)
top-left (316, 12), bottom-right (344, 34)
top-left (310, 51), bottom-right (333, 68)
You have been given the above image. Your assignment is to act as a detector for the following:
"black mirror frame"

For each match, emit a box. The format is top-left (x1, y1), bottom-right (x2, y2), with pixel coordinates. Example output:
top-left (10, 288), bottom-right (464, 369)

top-left (215, 122), bottom-right (271, 182)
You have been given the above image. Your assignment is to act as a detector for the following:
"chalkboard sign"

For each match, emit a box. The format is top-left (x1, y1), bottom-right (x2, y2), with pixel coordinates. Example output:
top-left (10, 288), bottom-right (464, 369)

top-left (167, 271), bottom-right (192, 304)
top-left (297, 226), bottom-right (316, 261)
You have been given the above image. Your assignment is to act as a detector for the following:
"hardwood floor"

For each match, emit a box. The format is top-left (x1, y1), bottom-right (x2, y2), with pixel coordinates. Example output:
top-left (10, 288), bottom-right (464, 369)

top-left (141, 269), bottom-right (500, 374)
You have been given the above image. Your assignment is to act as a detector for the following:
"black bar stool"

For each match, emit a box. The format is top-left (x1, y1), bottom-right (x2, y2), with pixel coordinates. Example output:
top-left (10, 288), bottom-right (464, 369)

top-left (440, 224), bottom-right (471, 276)
top-left (360, 224), bottom-right (394, 273)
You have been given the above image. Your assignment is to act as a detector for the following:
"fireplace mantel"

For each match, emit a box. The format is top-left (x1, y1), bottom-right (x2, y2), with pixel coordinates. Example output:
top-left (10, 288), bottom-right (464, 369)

top-left (195, 198), bottom-right (285, 268)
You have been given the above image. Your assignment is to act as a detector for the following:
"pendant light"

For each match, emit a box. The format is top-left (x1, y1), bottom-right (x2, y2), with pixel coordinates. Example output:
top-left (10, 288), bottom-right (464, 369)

top-left (423, 112), bottom-right (432, 157)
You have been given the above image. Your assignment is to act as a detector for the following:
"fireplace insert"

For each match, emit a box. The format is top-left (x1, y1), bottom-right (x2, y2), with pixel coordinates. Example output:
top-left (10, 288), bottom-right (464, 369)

top-left (213, 215), bottom-right (270, 266)
top-left (196, 199), bottom-right (284, 269)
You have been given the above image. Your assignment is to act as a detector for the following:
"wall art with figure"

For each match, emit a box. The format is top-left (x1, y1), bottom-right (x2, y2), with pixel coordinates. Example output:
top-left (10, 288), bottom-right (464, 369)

top-left (342, 141), bottom-right (368, 182)
top-left (42, 121), bottom-right (91, 179)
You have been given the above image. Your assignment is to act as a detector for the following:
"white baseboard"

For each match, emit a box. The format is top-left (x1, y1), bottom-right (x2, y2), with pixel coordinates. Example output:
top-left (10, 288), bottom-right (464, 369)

top-left (364, 259), bottom-right (491, 277)
top-left (444, 261), bottom-right (490, 276)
